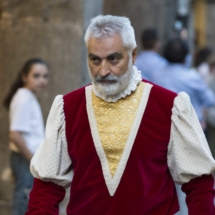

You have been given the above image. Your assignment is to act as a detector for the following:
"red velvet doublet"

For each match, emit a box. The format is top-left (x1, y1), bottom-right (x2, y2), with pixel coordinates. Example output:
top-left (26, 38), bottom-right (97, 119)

top-left (63, 81), bottom-right (179, 215)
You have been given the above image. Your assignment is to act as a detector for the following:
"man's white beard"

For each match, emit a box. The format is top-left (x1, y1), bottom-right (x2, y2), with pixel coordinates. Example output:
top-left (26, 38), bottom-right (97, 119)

top-left (89, 58), bottom-right (133, 97)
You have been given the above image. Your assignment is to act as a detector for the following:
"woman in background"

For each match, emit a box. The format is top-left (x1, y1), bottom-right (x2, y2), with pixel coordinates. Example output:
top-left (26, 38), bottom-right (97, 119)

top-left (194, 47), bottom-right (213, 84)
top-left (3, 58), bottom-right (49, 215)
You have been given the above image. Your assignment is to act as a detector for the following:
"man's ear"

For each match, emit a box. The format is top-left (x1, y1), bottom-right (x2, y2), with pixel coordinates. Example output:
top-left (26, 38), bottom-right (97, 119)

top-left (132, 47), bottom-right (138, 65)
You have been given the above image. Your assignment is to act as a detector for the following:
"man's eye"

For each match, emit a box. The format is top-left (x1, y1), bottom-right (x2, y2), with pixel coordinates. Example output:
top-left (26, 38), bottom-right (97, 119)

top-left (111, 57), bottom-right (118, 62)
top-left (91, 58), bottom-right (100, 63)
top-left (109, 57), bottom-right (119, 63)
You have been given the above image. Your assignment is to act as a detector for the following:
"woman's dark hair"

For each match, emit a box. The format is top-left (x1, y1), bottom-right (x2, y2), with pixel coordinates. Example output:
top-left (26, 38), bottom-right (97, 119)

top-left (194, 47), bottom-right (213, 67)
top-left (164, 38), bottom-right (188, 63)
top-left (3, 58), bottom-right (49, 110)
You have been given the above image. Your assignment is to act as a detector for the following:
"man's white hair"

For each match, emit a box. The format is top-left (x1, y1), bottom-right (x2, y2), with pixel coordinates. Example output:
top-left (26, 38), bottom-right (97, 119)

top-left (84, 15), bottom-right (137, 51)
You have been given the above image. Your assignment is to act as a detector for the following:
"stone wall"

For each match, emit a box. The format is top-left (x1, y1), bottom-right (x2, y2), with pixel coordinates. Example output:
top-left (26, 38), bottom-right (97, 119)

top-left (0, 0), bottom-right (84, 212)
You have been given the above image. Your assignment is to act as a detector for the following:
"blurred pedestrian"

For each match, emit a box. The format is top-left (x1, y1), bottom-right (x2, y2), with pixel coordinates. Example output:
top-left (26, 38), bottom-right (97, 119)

top-left (194, 47), bottom-right (213, 84)
top-left (3, 58), bottom-right (49, 215)
top-left (135, 28), bottom-right (167, 81)
top-left (151, 38), bottom-right (215, 128)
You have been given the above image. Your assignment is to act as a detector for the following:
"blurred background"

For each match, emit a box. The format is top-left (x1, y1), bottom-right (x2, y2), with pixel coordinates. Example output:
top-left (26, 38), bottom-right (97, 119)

top-left (0, 0), bottom-right (215, 214)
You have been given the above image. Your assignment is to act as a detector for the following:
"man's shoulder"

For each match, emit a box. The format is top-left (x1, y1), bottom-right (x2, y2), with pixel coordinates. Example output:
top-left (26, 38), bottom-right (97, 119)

top-left (143, 80), bottom-right (178, 115)
top-left (63, 84), bottom-right (90, 102)
top-left (143, 79), bottom-right (177, 101)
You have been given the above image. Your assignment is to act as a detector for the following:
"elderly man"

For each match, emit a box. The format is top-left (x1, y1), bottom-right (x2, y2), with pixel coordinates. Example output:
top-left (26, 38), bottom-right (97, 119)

top-left (26, 15), bottom-right (215, 215)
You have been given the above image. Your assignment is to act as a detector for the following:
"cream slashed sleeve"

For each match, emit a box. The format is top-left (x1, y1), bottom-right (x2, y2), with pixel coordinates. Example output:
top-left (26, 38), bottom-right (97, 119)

top-left (30, 95), bottom-right (73, 189)
top-left (167, 92), bottom-right (215, 184)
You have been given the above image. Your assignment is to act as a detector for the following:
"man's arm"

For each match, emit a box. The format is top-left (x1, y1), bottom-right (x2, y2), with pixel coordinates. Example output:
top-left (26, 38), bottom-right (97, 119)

top-left (26, 95), bottom-right (73, 214)
top-left (182, 175), bottom-right (215, 215)
top-left (26, 179), bottom-right (65, 215)
top-left (168, 92), bottom-right (215, 214)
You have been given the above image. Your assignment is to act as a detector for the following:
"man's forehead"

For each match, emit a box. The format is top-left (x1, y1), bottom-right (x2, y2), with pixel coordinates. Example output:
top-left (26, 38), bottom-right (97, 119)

top-left (87, 35), bottom-right (125, 57)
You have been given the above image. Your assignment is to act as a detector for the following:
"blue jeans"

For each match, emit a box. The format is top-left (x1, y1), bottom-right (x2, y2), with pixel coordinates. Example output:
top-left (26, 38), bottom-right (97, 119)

top-left (10, 151), bottom-right (33, 215)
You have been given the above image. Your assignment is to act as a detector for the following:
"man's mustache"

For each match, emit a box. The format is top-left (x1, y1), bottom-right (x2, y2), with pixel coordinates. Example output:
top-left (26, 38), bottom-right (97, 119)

top-left (95, 75), bottom-right (119, 82)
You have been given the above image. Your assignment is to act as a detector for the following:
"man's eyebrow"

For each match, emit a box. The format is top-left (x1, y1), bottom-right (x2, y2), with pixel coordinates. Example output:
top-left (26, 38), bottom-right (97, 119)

top-left (107, 52), bottom-right (123, 58)
top-left (88, 52), bottom-right (123, 59)
top-left (88, 53), bottom-right (101, 59)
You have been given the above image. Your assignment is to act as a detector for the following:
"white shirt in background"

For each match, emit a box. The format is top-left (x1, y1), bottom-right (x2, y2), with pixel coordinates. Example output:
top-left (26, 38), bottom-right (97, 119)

top-left (9, 88), bottom-right (44, 154)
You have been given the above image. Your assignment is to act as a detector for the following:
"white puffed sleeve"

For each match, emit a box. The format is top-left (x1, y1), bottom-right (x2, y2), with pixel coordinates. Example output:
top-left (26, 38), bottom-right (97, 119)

top-left (167, 92), bottom-right (215, 184)
top-left (30, 95), bottom-right (73, 189)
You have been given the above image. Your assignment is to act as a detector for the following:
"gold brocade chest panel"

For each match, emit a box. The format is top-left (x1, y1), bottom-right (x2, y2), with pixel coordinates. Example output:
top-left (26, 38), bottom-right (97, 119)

top-left (92, 82), bottom-right (145, 177)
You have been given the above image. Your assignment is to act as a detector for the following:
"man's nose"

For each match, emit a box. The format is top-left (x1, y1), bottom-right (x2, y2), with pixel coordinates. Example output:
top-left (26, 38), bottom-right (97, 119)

top-left (99, 61), bottom-right (111, 77)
